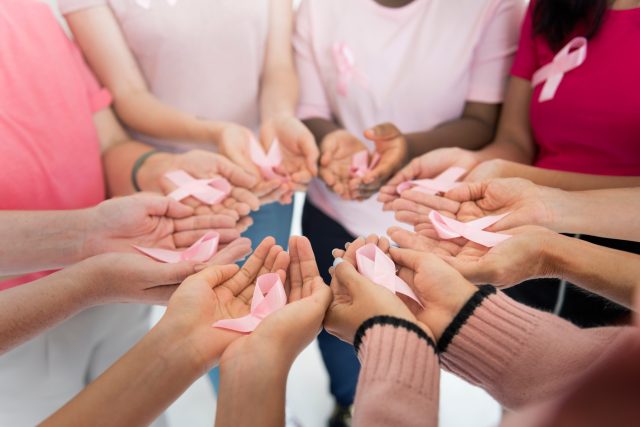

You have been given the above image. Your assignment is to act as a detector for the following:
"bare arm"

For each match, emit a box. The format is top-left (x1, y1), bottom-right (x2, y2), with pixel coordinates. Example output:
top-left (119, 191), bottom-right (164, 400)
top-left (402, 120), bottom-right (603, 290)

top-left (65, 7), bottom-right (225, 145)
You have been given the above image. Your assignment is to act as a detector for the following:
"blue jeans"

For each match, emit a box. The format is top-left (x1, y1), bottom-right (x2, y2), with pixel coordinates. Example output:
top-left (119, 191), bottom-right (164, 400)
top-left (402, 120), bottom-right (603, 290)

top-left (207, 202), bottom-right (294, 393)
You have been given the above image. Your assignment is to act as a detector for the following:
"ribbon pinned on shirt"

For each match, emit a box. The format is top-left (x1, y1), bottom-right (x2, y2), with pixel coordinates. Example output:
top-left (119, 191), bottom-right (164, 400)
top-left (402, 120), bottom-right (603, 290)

top-left (396, 167), bottom-right (467, 195)
top-left (165, 170), bottom-right (231, 205)
top-left (429, 211), bottom-right (511, 247)
top-left (350, 150), bottom-right (381, 178)
top-left (212, 273), bottom-right (287, 333)
top-left (532, 37), bottom-right (587, 103)
top-left (333, 43), bottom-right (369, 97)
top-left (134, 231), bottom-right (220, 263)
top-left (355, 244), bottom-right (423, 306)
top-left (249, 137), bottom-right (287, 181)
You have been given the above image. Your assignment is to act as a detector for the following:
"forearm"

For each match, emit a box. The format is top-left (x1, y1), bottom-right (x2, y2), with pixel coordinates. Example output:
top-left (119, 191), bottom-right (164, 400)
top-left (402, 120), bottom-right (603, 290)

top-left (476, 137), bottom-right (535, 164)
top-left (405, 117), bottom-right (495, 159)
top-left (0, 264), bottom-right (94, 354)
top-left (216, 348), bottom-right (288, 427)
top-left (43, 320), bottom-right (204, 427)
top-left (0, 210), bottom-right (89, 275)
top-left (546, 235), bottom-right (640, 308)
top-left (260, 71), bottom-right (298, 121)
top-left (303, 118), bottom-right (341, 146)
top-left (439, 287), bottom-right (632, 409)
top-left (547, 188), bottom-right (640, 241)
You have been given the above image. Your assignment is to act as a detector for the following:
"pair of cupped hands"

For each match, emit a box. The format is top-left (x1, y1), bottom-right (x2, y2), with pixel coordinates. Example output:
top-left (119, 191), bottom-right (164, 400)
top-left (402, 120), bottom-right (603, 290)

top-left (159, 234), bottom-right (478, 376)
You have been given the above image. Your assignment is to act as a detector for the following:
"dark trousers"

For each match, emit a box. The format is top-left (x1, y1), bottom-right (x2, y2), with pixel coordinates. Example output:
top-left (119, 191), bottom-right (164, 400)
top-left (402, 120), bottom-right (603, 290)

top-left (303, 201), bottom-right (360, 406)
top-left (505, 235), bottom-right (638, 328)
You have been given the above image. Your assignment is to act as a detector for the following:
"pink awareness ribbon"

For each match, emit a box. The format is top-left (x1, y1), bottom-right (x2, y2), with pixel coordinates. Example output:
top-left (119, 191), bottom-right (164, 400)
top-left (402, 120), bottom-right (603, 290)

top-left (133, 231), bottom-right (220, 263)
top-left (396, 167), bottom-right (467, 195)
top-left (249, 137), bottom-right (287, 181)
top-left (135, 0), bottom-right (177, 9)
top-left (356, 244), bottom-right (422, 306)
top-left (531, 37), bottom-right (587, 103)
top-left (213, 273), bottom-right (287, 333)
top-left (429, 211), bottom-right (511, 248)
top-left (165, 170), bottom-right (231, 205)
top-left (333, 43), bottom-right (369, 97)
top-left (350, 150), bottom-right (381, 178)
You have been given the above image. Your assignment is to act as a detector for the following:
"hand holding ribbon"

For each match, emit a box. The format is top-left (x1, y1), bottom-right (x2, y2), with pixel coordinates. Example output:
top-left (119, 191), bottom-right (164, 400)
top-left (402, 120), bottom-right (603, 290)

top-left (350, 150), bottom-right (380, 178)
top-left (165, 170), bottom-right (231, 205)
top-left (429, 210), bottom-right (511, 247)
top-left (134, 231), bottom-right (220, 263)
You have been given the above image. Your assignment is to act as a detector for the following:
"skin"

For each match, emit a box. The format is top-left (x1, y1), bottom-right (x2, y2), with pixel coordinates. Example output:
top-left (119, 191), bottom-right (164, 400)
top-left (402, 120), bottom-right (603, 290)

top-left (0, 194), bottom-right (247, 277)
top-left (64, 0), bottom-right (317, 205)
top-left (41, 237), bottom-right (289, 427)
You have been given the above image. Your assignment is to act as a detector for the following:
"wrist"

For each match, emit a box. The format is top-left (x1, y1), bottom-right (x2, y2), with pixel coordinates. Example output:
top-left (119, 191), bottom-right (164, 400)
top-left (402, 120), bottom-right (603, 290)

top-left (135, 152), bottom-right (174, 192)
top-left (540, 232), bottom-right (574, 280)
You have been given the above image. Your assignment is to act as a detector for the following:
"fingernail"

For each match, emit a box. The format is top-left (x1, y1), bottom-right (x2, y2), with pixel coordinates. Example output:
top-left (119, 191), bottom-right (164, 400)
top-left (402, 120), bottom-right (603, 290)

top-left (333, 257), bottom-right (344, 267)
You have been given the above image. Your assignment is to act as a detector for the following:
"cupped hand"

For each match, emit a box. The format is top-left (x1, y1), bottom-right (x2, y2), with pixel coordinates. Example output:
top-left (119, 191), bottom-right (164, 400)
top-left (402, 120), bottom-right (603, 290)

top-left (378, 147), bottom-right (480, 209)
top-left (160, 237), bottom-right (290, 370)
top-left (319, 129), bottom-right (368, 200)
top-left (350, 123), bottom-right (408, 201)
top-left (390, 247), bottom-right (477, 341)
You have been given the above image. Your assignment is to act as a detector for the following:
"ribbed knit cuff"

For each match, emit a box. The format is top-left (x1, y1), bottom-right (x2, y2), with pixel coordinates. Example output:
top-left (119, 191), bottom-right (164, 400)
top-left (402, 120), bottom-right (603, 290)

top-left (355, 317), bottom-right (439, 399)
top-left (439, 290), bottom-right (541, 393)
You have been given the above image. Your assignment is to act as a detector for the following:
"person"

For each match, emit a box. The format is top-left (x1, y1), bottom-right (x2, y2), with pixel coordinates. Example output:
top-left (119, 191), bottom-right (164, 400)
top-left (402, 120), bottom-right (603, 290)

top-left (380, 0), bottom-right (640, 328)
top-left (293, 0), bottom-right (525, 421)
top-left (59, 0), bottom-right (318, 247)
top-left (0, 1), bottom-right (256, 424)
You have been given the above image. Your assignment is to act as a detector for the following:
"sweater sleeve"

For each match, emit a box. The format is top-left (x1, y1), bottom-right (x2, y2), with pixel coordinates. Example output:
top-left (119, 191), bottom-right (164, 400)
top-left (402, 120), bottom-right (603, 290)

top-left (352, 317), bottom-right (439, 427)
top-left (438, 286), bottom-right (633, 410)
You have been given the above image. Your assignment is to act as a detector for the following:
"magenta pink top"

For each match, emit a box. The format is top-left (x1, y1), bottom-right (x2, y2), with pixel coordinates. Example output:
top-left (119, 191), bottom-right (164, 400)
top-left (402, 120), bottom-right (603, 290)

top-left (511, 3), bottom-right (640, 176)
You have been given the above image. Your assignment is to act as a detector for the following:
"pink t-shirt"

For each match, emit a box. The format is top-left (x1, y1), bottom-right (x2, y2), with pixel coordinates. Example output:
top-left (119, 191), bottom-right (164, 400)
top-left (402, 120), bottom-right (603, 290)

top-left (511, 3), bottom-right (640, 176)
top-left (59, 0), bottom-right (269, 152)
top-left (0, 0), bottom-right (111, 289)
top-left (295, 0), bottom-right (525, 238)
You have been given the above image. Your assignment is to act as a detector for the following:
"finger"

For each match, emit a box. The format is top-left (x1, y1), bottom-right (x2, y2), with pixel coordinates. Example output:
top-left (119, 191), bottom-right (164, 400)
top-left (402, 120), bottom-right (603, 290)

top-left (288, 236), bottom-right (303, 302)
top-left (395, 210), bottom-right (423, 226)
top-left (189, 264), bottom-right (241, 289)
top-left (236, 216), bottom-right (253, 233)
top-left (378, 236), bottom-right (391, 253)
top-left (401, 190), bottom-right (461, 214)
top-left (334, 261), bottom-right (369, 294)
top-left (208, 238), bottom-right (252, 265)
top-left (173, 214), bottom-right (237, 232)
top-left (230, 187), bottom-right (260, 211)
top-left (388, 247), bottom-right (422, 272)
top-left (388, 228), bottom-right (435, 252)
top-left (138, 194), bottom-right (194, 219)
top-left (332, 248), bottom-right (346, 259)
top-left (386, 157), bottom-right (422, 187)
top-left (300, 135), bottom-right (320, 176)
top-left (226, 237), bottom-right (276, 294)
top-left (320, 138), bottom-right (337, 167)
top-left (343, 236), bottom-right (365, 265)
top-left (364, 122), bottom-right (401, 141)
top-left (296, 237), bottom-right (322, 298)
top-left (148, 260), bottom-right (199, 286)
top-left (444, 181), bottom-right (487, 203)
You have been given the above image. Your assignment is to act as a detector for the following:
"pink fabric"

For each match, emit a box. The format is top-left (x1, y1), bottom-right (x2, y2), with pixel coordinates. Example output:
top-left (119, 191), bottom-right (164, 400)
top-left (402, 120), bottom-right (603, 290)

top-left (165, 170), bottom-right (231, 205)
top-left (396, 167), bottom-right (467, 195)
top-left (59, 0), bottom-right (269, 153)
top-left (355, 244), bottom-right (422, 305)
top-left (134, 231), bottom-right (219, 263)
top-left (212, 273), bottom-right (287, 333)
top-left (0, 0), bottom-right (112, 290)
top-left (429, 211), bottom-right (512, 247)
top-left (295, 0), bottom-right (525, 239)
top-left (249, 138), bottom-right (286, 181)
top-left (511, 3), bottom-right (640, 176)
top-left (350, 150), bottom-right (380, 178)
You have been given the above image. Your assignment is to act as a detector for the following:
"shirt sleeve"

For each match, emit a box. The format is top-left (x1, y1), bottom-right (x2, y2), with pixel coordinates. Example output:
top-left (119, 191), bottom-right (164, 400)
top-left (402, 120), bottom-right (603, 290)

top-left (466, 0), bottom-right (527, 103)
top-left (510, 3), bottom-right (538, 81)
top-left (293, 0), bottom-right (332, 120)
top-left (68, 40), bottom-right (113, 113)
top-left (57, 0), bottom-right (107, 15)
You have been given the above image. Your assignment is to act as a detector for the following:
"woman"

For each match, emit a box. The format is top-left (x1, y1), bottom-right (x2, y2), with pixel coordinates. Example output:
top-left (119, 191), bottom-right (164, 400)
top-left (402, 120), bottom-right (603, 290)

top-left (382, 0), bottom-right (640, 328)
top-left (294, 0), bottom-right (525, 422)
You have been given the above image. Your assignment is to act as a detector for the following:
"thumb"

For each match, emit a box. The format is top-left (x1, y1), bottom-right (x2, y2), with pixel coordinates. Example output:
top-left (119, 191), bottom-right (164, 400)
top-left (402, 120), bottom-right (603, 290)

top-left (444, 181), bottom-right (486, 203)
top-left (212, 155), bottom-right (259, 189)
top-left (364, 122), bottom-right (401, 142)
top-left (300, 133), bottom-right (320, 176)
top-left (191, 264), bottom-right (241, 288)
top-left (136, 193), bottom-right (193, 219)
top-left (389, 247), bottom-right (421, 271)
top-left (334, 260), bottom-right (368, 295)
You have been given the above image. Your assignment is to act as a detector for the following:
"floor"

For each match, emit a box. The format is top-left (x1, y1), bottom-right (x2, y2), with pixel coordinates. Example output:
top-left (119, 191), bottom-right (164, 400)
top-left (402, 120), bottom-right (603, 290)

top-left (152, 195), bottom-right (502, 427)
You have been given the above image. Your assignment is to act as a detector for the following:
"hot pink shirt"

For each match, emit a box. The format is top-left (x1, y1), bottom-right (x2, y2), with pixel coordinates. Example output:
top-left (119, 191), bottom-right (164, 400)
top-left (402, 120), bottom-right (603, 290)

top-left (295, 0), bottom-right (525, 238)
top-left (511, 4), bottom-right (640, 176)
top-left (0, 0), bottom-right (111, 289)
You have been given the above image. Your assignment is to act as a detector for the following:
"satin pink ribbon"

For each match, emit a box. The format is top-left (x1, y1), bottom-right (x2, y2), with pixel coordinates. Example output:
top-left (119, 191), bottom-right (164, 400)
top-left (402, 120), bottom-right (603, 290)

top-left (350, 150), bottom-right (381, 178)
top-left (429, 211), bottom-right (511, 247)
top-left (165, 170), bottom-right (231, 205)
top-left (356, 244), bottom-right (422, 306)
top-left (249, 137), bottom-right (287, 181)
top-left (133, 231), bottom-right (220, 263)
top-left (396, 167), bottom-right (467, 195)
top-left (532, 37), bottom-right (587, 102)
top-left (135, 0), bottom-right (177, 9)
top-left (333, 43), bottom-right (369, 97)
top-left (213, 273), bottom-right (287, 333)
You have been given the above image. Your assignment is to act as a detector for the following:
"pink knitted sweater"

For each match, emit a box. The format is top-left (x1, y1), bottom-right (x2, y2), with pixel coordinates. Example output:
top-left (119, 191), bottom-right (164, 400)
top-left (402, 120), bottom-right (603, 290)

top-left (352, 286), bottom-right (639, 426)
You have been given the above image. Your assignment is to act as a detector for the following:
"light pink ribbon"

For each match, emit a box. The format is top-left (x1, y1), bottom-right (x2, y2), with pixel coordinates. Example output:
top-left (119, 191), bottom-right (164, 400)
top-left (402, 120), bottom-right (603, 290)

top-left (133, 231), bottom-right (220, 263)
top-left (135, 0), bottom-right (177, 9)
top-left (429, 211), bottom-right (511, 248)
top-left (532, 37), bottom-right (587, 102)
top-left (356, 244), bottom-right (422, 306)
top-left (249, 137), bottom-right (287, 181)
top-left (165, 170), bottom-right (231, 205)
top-left (333, 43), bottom-right (369, 97)
top-left (213, 273), bottom-right (287, 333)
top-left (396, 167), bottom-right (467, 195)
top-left (350, 150), bottom-right (381, 178)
